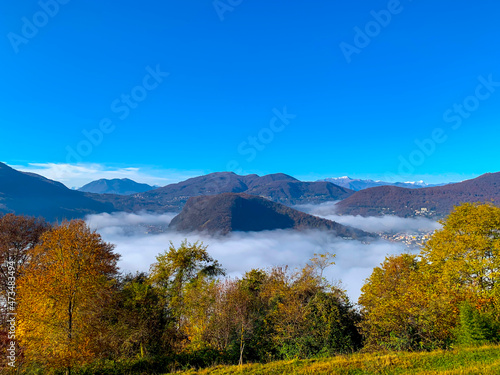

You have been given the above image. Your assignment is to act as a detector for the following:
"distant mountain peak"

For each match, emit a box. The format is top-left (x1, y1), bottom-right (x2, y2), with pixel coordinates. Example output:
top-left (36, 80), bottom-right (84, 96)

top-left (78, 178), bottom-right (154, 195)
top-left (322, 177), bottom-right (444, 191)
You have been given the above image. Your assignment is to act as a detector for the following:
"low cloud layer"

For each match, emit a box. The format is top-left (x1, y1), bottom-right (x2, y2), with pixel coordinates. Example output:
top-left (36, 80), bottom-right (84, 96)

top-left (86, 211), bottom-right (177, 234)
top-left (85, 211), bottom-right (416, 302)
top-left (294, 201), bottom-right (441, 234)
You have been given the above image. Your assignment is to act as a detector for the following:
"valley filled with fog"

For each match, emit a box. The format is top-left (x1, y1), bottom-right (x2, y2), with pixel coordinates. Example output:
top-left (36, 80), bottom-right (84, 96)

top-left (86, 203), bottom-right (441, 302)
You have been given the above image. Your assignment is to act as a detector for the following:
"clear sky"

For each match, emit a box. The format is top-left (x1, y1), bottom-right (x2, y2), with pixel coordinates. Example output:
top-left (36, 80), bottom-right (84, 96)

top-left (1, 0), bottom-right (499, 187)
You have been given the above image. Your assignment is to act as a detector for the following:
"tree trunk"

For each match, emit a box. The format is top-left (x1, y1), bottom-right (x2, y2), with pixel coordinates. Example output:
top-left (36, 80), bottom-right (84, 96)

top-left (239, 326), bottom-right (245, 366)
top-left (67, 300), bottom-right (73, 375)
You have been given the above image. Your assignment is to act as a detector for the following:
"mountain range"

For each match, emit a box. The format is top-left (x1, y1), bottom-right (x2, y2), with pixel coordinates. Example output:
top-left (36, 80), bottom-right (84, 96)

top-left (335, 172), bottom-right (500, 218)
top-left (88, 172), bottom-right (355, 213)
top-left (0, 162), bottom-right (114, 221)
top-left (322, 177), bottom-right (447, 191)
top-left (78, 178), bottom-right (155, 195)
top-left (1, 162), bottom-right (499, 228)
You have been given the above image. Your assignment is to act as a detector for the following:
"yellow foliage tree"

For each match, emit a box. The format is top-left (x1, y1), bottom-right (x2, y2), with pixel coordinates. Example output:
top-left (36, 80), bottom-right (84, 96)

top-left (17, 220), bottom-right (119, 374)
top-left (360, 203), bottom-right (500, 351)
top-left (359, 254), bottom-right (455, 351)
top-left (148, 240), bottom-right (224, 352)
top-left (421, 202), bottom-right (500, 302)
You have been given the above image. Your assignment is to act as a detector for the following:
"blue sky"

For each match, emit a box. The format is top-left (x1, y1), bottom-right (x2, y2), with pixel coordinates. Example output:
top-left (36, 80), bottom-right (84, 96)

top-left (1, 0), bottom-right (499, 187)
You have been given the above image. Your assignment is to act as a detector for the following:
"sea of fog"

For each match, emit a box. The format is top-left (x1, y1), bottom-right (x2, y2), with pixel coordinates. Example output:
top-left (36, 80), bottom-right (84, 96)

top-left (85, 202), bottom-right (441, 302)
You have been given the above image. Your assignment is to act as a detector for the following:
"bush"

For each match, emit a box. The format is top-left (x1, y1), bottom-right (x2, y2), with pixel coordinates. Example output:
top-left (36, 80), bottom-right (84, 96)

top-left (454, 301), bottom-right (500, 347)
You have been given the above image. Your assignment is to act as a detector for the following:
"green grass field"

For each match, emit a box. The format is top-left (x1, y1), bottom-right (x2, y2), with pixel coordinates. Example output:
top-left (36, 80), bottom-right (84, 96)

top-left (172, 345), bottom-right (500, 375)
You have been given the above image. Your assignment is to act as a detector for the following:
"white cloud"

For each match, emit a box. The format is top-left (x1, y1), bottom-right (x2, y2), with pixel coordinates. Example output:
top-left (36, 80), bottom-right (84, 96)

top-left (10, 162), bottom-right (203, 189)
top-left (85, 212), bottom-right (413, 303)
top-left (294, 201), bottom-right (441, 234)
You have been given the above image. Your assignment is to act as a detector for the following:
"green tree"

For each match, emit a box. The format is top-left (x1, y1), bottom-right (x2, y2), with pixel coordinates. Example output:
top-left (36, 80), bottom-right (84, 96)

top-left (265, 263), bottom-right (360, 359)
top-left (302, 290), bottom-right (361, 356)
top-left (102, 272), bottom-right (169, 359)
top-left (233, 269), bottom-right (274, 362)
top-left (453, 301), bottom-right (498, 347)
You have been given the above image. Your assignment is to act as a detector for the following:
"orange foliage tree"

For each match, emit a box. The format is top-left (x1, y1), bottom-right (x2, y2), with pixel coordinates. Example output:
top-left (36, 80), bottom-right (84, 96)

top-left (17, 220), bottom-right (119, 374)
top-left (0, 214), bottom-right (50, 368)
top-left (0, 214), bottom-right (50, 313)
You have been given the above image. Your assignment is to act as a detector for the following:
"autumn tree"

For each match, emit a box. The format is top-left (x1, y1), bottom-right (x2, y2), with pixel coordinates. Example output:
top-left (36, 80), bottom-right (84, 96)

top-left (262, 266), bottom-right (319, 358)
top-left (309, 251), bottom-right (336, 282)
top-left (208, 279), bottom-right (254, 364)
top-left (421, 202), bottom-right (500, 301)
top-left (0, 214), bottom-right (50, 316)
top-left (0, 214), bottom-right (50, 369)
top-left (174, 251), bottom-right (359, 364)
top-left (181, 277), bottom-right (219, 351)
top-left (17, 220), bottom-right (119, 374)
top-left (149, 240), bottom-right (224, 350)
top-left (358, 254), bottom-right (455, 351)
top-left (228, 281), bottom-right (254, 365)
top-left (173, 275), bottom-right (255, 366)
top-left (421, 202), bottom-right (500, 345)
top-left (360, 203), bottom-right (500, 351)
top-left (194, 270), bottom-right (270, 363)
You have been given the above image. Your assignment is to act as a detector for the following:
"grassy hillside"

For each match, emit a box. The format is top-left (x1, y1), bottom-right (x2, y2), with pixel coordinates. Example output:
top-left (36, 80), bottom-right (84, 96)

top-left (174, 345), bottom-right (500, 375)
